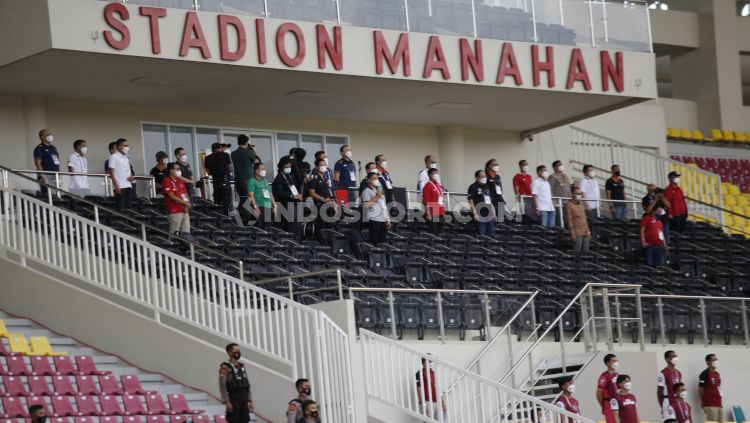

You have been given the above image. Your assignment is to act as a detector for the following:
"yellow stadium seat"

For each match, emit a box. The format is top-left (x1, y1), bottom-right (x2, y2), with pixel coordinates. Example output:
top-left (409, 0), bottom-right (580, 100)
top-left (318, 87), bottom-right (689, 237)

top-left (29, 336), bottom-right (66, 356)
top-left (724, 196), bottom-right (737, 207)
top-left (733, 206), bottom-right (744, 215)
top-left (736, 132), bottom-right (748, 142)
top-left (680, 129), bottom-right (693, 139)
top-left (730, 185), bottom-right (741, 196)
top-left (692, 130), bottom-right (704, 140)
top-left (724, 215), bottom-right (734, 226)
top-left (723, 129), bottom-right (736, 141)
top-left (0, 320), bottom-right (8, 338)
top-left (8, 333), bottom-right (31, 355)
top-left (667, 128), bottom-right (681, 138)
top-left (738, 196), bottom-right (749, 207)
top-left (711, 129), bottom-right (723, 140)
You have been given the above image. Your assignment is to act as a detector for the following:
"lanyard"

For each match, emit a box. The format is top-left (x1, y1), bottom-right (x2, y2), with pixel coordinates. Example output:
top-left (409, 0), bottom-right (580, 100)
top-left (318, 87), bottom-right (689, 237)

top-left (676, 400), bottom-right (689, 421)
top-left (561, 396), bottom-right (577, 413)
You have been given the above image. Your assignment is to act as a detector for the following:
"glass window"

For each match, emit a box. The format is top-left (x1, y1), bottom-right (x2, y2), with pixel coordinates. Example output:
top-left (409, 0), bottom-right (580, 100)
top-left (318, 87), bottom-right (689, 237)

top-left (277, 133), bottom-right (299, 163)
top-left (196, 128), bottom-right (219, 176)
top-left (250, 134), bottom-right (275, 177)
top-left (169, 126), bottom-right (194, 163)
top-left (142, 124), bottom-right (167, 174)
top-left (325, 136), bottom-right (348, 158)
top-left (300, 135), bottom-right (324, 162)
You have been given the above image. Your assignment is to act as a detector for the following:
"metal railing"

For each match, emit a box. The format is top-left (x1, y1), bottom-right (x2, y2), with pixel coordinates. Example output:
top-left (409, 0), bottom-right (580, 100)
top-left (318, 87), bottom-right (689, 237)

top-left (255, 269), bottom-right (345, 301)
top-left (349, 287), bottom-right (536, 343)
top-left (520, 194), bottom-right (642, 227)
top-left (361, 329), bottom-right (594, 423)
top-left (102, 0), bottom-right (652, 52)
top-left (406, 189), bottom-right (469, 213)
top-left (14, 169), bottom-right (157, 199)
top-left (0, 167), bottom-right (354, 422)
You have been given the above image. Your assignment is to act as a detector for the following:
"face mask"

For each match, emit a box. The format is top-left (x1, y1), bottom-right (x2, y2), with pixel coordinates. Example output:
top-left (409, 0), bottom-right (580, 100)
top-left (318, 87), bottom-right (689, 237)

top-left (429, 163), bottom-right (438, 169)
top-left (522, 166), bottom-right (530, 173)
top-left (369, 169), bottom-right (379, 175)
top-left (35, 417), bottom-right (47, 423)
top-left (611, 361), bottom-right (620, 370)
top-left (179, 155), bottom-right (187, 163)
top-left (673, 178), bottom-right (680, 185)
top-left (123, 147), bottom-right (130, 154)
top-left (283, 167), bottom-right (292, 175)
top-left (658, 209), bottom-right (666, 216)
top-left (310, 412), bottom-right (319, 418)
top-left (232, 352), bottom-right (241, 360)
top-left (679, 391), bottom-right (688, 399)
top-left (80, 147), bottom-right (88, 155)
top-left (567, 384), bottom-right (576, 394)
top-left (345, 151), bottom-right (353, 158)
top-left (588, 171), bottom-right (596, 178)
top-left (259, 170), bottom-right (267, 177)
top-left (614, 171), bottom-right (621, 177)
top-left (324, 158), bottom-right (329, 165)
top-left (575, 194), bottom-right (583, 201)
top-left (174, 170), bottom-right (182, 178)
top-left (373, 180), bottom-right (382, 188)
top-left (479, 177), bottom-right (488, 184)
top-left (433, 175), bottom-right (441, 183)
top-left (319, 166), bottom-right (328, 173)
top-left (558, 165), bottom-right (565, 172)
top-left (492, 165), bottom-right (500, 172)
top-left (712, 360), bottom-right (718, 368)
top-left (290, 155), bottom-right (295, 160)
top-left (161, 158), bottom-right (169, 164)
top-left (46, 135), bottom-right (54, 143)
top-left (623, 382), bottom-right (632, 390)
top-left (671, 357), bottom-right (679, 365)
top-left (301, 387), bottom-right (311, 396)
top-left (380, 161), bottom-right (388, 168)
top-left (541, 171), bottom-right (549, 179)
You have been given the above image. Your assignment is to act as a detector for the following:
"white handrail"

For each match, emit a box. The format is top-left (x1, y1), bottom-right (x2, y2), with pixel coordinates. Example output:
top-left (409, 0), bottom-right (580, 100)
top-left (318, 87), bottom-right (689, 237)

top-left (13, 169), bottom-right (158, 198)
top-left (0, 168), bottom-right (354, 422)
top-left (360, 329), bottom-right (594, 423)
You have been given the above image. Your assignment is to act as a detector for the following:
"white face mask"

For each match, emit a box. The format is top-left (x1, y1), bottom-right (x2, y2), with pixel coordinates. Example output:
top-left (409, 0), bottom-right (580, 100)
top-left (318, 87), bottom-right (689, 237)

top-left (80, 147), bottom-right (88, 155)
top-left (380, 161), bottom-right (388, 168)
top-left (711, 360), bottom-right (718, 369)
top-left (588, 171), bottom-right (596, 178)
top-left (623, 382), bottom-right (632, 391)
top-left (479, 177), bottom-right (488, 184)
top-left (430, 163), bottom-right (438, 169)
top-left (671, 357), bottom-right (679, 365)
top-left (319, 165), bottom-right (328, 173)
top-left (611, 361), bottom-right (620, 370)
top-left (323, 158), bottom-right (329, 165)
top-left (259, 170), bottom-right (267, 177)
top-left (123, 146), bottom-right (130, 154)
top-left (673, 178), bottom-right (680, 185)
top-left (433, 174), bottom-right (441, 183)
top-left (558, 165), bottom-right (565, 172)
top-left (373, 180), bottom-right (382, 188)
top-left (492, 165), bottom-right (500, 172)
top-left (46, 135), bottom-right (54, 143)
top-left (541, 171), bottom-right (549, 179)
top-left (567, 384), bottom-right (576, 394)
top-left (179, 155), bottom-right (188, 163)
top-left (575, 194), bottom-right (583, 201)
top-left (174, 170), bottom-right (182, 177)
top-left (679, 391), bottom-right (688, 399)
top-left (522, 166), bottom-right (530, 173)
top-left (161, 158), bottom-right (169, 164)
top-left (345, 151), bottom-right (353, 158)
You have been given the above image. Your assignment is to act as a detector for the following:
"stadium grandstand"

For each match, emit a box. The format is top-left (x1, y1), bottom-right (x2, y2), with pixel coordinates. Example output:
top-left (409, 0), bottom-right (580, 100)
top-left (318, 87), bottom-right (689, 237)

top-left (1, 0), bottom-right (750, 422)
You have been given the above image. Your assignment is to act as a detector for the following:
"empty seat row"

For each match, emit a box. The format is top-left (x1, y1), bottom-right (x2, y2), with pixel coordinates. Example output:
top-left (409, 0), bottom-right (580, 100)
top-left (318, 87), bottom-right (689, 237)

top-left (0, 329), bottom-right (65, 357)
top-left (1, 375), bottom-right (152, 397)
top-left (0, 393), bottom-right (200, 418)
top-left (2, 415), bottom-right (223, 423)
top-left (0, 356), bottom-right (109, 377)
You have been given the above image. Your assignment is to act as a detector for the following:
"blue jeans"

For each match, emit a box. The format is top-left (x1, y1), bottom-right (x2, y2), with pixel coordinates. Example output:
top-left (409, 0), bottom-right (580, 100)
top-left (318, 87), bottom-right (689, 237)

top-left (645, 246), bottom-right (664, 267)
top-left (613, 206), bottom-right (627, 220)
top-left (540, 210), bottom-right (556, 228)
top-left (476, 220), bottom-right (495, 236)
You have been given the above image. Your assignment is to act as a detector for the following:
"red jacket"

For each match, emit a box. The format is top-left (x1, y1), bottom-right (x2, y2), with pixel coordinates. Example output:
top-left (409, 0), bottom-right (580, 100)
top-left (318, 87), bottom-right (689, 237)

top-left (422, 181), bottom-right (445, 217)
top-left (664, 183), bottom-right (687, 217)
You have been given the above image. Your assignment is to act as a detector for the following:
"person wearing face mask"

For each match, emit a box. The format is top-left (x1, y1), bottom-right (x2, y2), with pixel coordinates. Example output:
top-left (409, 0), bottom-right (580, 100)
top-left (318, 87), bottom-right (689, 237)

top-left (219, 343), bottom-right (254, 423)
top-left (297, 400), bottom-right (321, 423)
top-left (566, 186), bottom-right (591, 252)
top-left (699, 354), bottom-right (722, 423)
top-left (33, 129), bottom-right (60, 195)
top-left (109, 138), bottom-right (135, 212)
top-left (273, 157), bottom-right (303, 237)
top-left (232, 135), bottom-right (257, 221)
top-left (468, 170), bottom-right (496, 236)
top-left (606, 165), bottom-right (628, 221)
top-left (375, 154), bottom-right (395, 203)
top-left (416, 356), bottom-right (447, 421)
top-left (423, 168), bottom-right (446, 235)
top-left (149, 151), bottom-right (170, 193)
top-left (611, 375), bottom-right (639, 423)
top-left (309, 158), bottom-right (339, 241)
top-left (359, 162), bottom-right (378, 196)
top-left (204, 143), bottom-right (234, 212)
top-left (334, 145), bottom-right (356, 201)
top-left (666, 383), bottom-right (693, 423)
top-left (556, 377), bottom-right (581, 423)
top-left (532, 165), bottom-right (555, 228)
top-left (644, 188), bottom-right (671, 243)
top-left (485, 159), bottom-right (506, 222)
top-left (641, 206), bottom-right (668, 267)
top-left (579, 164), bottom-right (601, 218)
top-left (163, 162), bottom-right (191, 235)
top-left (664, 172), bottom-right (688, 233)
top-left (513, 160), bottom-right (534, 223)
top-left (548, 160), bottom-right (571, 225)
top-left (362, 172), bottom-right (392, 244)
top-left (312, 151), bottom-right (334, 193)
top-left (658, 351), bottom-right (683, 419)
top-left (287, 378), bottom-right (312, 423)
top-left (418, 155), bottom-right (439, 192)
top-left (174, 147), bottom-right (196, 203)
top-left (247, 162), bottom-right (276, 229)
top-left (29, 403), bottom-right (47, 423)
top-left (597, 354), bottom-right (621, 423)
top-left (67, 139), bottom-right (90, 197)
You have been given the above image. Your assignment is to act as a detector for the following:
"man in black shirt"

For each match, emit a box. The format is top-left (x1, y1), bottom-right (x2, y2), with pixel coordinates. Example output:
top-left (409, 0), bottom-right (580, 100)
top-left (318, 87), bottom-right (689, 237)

top-left (204, 143), bottom-right (233, 211)
top-left (273, 157), bottom-right (303, 238)
top-left (643, 186), bottom-right (671, 242)
top-left (174, 147), bottom-right (195, 203)
top-left (231, 135), bottom-right (256, 221)
top-left (375, 154), bottom-right (396, 203)
top-left (605, 164), bottom-right (627, 220)
top-left (468, 170), bottom-right (496, 236)
top-left (308, 158), bottom-right (338, 241)
top-left (149, 151), bottom-right (169, 193)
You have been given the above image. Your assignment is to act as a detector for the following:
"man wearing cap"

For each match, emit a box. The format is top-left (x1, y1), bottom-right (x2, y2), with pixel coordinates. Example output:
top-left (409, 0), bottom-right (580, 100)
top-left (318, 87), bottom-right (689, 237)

top-left (664, 171), bottom-right (687, 233)
top-left (204, 143), bottom-right (233, 211)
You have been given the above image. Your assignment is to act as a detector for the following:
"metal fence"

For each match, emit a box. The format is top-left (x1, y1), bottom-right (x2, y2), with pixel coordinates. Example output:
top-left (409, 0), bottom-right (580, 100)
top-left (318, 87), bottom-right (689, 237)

top-left (14, 169), bottom-right (157, 199)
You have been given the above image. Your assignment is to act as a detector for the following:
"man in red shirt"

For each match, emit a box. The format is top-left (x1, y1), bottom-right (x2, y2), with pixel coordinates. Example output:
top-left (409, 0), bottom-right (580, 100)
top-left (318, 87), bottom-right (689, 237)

top-left (415, 356), bottom-right (446, 420)
top-left (640, 206), bottom-right (668, 267)
top-left (612, 375), bottom-right (639, 423)
top-left (422, 168), bottom-right (446, 235)
top-left (699, 354), bottom-right (722, 422)
top-left (597, 354), bottom-right (621, 423)
top-left (163, 162), bottom-right (192, 235)
top-left (514, 160), bottom-right (533, 223)
top-left (664, 171), bottom-right (687, 233)
top-left (556, 377), bottom-right (580, 423)
top-left (657, 350), bottom-right (683, 419)
top-left (666, 383), bottom-right (693, 423)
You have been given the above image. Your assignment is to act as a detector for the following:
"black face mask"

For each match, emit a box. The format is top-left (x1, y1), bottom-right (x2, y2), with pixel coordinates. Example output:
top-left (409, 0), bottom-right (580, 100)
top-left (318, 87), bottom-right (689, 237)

top-left (35, 417), bottom-right (47, 423)
top-left (303, 388), bottom-right (311, 396)
top-left (614, 171), bottom-right (621, 177)
top-left (310, 411), bottom-right (319, 418)
top-left (232, 352), bottom-right (241, 360)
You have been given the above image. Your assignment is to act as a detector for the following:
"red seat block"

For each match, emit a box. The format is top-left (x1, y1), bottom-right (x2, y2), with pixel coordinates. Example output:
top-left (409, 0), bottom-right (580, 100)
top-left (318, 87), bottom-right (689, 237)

top-left (2, 376), bottom-right (29, 396)
top-left (121, 375), bottom-right (155, 395)
top-left (27, 396), bottom-right (51, 415)
top-left (30, 356), bottom-right (57, 376)
top-left (167, 394), bottom-right (202, 415)
top-left (74, 395), bottom-right (101, 417)
top-left (5, 357), bottom-right (33, 376)
top-left (53, 357), bottom-right (80, 376)
top-left (75, 357), bottom-right (110, 376)
top-left (1, 396), bottom-right (28, 418)
top-left (123, 394), bottom-right (148, 416)
top-left (99, 395), bottom-right (125, 416)
top-left (51, 395), bottom-right (78, 417)
top-left (170, 417), bottom-right (189, 423)
top-left (50, 418), bottom-right (72, 423)
top-left (214, 414), bottom-right (228, 423)
top-left (52, 376), bottom-right (77, 396)
top-left (98, 375), bottom-right (123, 395)
top-left (75, 376), bottom-right (101, 396)
top-left (29, 375), bottom-right (55, 395)
top-left (145, 416), bottom-right (168, 423)
top-left (145, 393), bottom-right (175, 416)
top-left (74, 418), bottom-right (96, 423)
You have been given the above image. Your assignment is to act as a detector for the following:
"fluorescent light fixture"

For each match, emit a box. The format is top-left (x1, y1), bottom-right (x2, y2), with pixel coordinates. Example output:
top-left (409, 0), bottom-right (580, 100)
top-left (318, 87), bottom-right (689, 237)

top-left (660, 2), bottom-right (668, 10)
top-left (286, 90), bottom-right (336, 99)
top-left (429, 102), bottom-right (475, 110)
top-left (129, 77), bottom-right (185, 86)
top-left (742, 3), bottom-right (750, 16)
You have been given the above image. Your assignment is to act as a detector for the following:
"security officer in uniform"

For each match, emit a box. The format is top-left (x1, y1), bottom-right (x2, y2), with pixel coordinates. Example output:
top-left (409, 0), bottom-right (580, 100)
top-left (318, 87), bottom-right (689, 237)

top-left (287, 378), bottom-right (311, 423)
top-left (219, 343), bottom-right (254, 423)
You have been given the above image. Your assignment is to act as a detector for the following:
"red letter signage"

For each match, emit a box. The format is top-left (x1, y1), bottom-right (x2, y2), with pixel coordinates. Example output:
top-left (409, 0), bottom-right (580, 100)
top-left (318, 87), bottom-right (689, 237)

top-left (316, 25), bottom-right (343, 70)
top-left (532, 45), bottom-right (554, 88)
top-left (255, 19), bottom-right (267, 64)
top-left (373, 31), bottom-right (411, 76)
top-left (566, 48), bottom-right (592, 90)
top-left (179, 12), bottom-right (212, 59)
top-left (459, 39), bottom-right (483, 82)
top-left (218, 15), bottom-right (246, 61)
top-left (276, 23), bottom-right (306, 67)
top-left (496, 42), bottom-right (522, 85)
top-left (139, 6), bottom-right (166, 54)
top-left (423, 36), bottom-right (451, 80)
top-left (103, 3), bottom-right (131, 51)
top-left (601, 50), bottom-right (624, 93)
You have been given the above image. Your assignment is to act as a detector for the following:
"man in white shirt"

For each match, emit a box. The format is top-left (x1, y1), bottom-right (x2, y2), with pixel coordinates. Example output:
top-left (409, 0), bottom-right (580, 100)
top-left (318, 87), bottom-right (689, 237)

top-left (108, 138), bottom-right (135, 211)
top-left (531, 165), bottom-right (555, 228)
top-left (578, 164), bottom-right (601, 218)
top-left (417, 155), bottom-right (438, 192)
top-left (67, 139), bottom-right (90, 197)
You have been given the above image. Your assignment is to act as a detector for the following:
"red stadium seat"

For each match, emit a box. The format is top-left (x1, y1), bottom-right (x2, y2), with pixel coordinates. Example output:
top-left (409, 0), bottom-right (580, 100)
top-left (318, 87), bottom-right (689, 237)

top-left (121, 375), bottom-right (155, 395)
top-left (124, 417), bottom-right (144, 423)
top-left (75, 357), bottom-right (110, 376)
top-left (123, 394), bottom-right (148, 415)
top-left (29, 375), bottom-right (55, 395)
top-left (170, 417), bottom-right (189, 423)
top-left (98, 375), bottom-right (123, 395)
top-left (5, 356), bottom-right (33, 375)
top-left (1, 396), bottom-right (28, 418)
top-left (52, 376), bottom-right (77, 396)
top-left (145, 393), bottom-right (175, 415)
top-left (167, 394), bottom-right (202, 415)
top-left (74, 395), bottom-right (101, 416)
top-left (51, 395), bottom-right (78, 417)
top-left (75, 376), bottom-right (101, 396)
top-left (192, 416), bottom-right (211, 423)
top-left (2, 376), bottom-right (29, 396)
top-left (99, 395), bottom-right (126, 416)
top-left (0, 340), bottom-right (18, 356)
top-left (30, 356), bottom-right (57, 375)
top-left (27, 396), bottom-right (50, 414)
top-left (145, 416), bottom-right (168, 423)
top-left (74, 418), bottom-right (95, 423)
top-left (214, 414), bottom-right (228, 423)
top-left (53, 357), bottom-right (79, 376)
top-left (51, 418), bottom-right (72, 423)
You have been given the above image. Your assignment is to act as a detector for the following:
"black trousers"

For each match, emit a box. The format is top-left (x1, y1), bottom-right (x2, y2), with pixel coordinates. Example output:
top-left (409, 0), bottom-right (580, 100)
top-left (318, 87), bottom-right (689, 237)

top-left (115, 188), bottom-right (133, 212)
top-left (235, 177), bottom-right (252, 223)
top-left (368, 220), bottom-right (388, 245)
top-left (213, 180), bottom-right (231, 211)
top-left (670, 215), bottom-right (687, 233)
top-left (428, 215), bottom-right (444, 235)
top-left (280, 202), bottom-right (300, 239)
top-left (226, 392), bottom-right (250, 423)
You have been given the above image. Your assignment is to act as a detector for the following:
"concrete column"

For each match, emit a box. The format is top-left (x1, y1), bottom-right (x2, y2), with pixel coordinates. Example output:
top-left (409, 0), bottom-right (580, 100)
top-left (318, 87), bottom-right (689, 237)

top-left (436, 125), bottom-right (466, 192)
top-left (23, 95), bottom-right (47, 169)
top-left (670, 0), bottom-right (744, 132)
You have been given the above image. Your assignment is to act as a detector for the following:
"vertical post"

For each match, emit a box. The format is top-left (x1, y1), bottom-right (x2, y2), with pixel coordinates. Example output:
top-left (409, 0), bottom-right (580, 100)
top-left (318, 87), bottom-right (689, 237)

top-left (193, 0), bottom-right (199, 10)
top-left (588, 287), bottom-right (599, 351)
top-left (530, 0), bottom-right (538, 42)
top-left (635, 287), bottom-right (645, 352)
top-left (558, 0), bottom-right (564, 26)
top-left (470, 0), bottom-right (477, 38)
top-left (580, 295), bottom-right (592, 350)
top-left (288, 277), bottom-right (294, 301)
top-left (94, 206), bottom-right (100, 224)
top-left (437, 291), bottom-right (445, 344)
top-left (388, 291), bottom-right (398, 340)
top-left (47, 180), bottom-right (53, 205)
top-left (238, 260), bottom-right (244, 281)
top-left (614, 294), bottom-right (623, 346)
top-left (141, 224), bottom-right (147, 242)
top-left (741, 300), bottom-right (749, 348)
top-left (336, 269), bottom-right (344, 300)
top-left (404, 0), bottom-right (411, 31)
top-left (645, 0), bottom-right (653, 53)
top-left (602, 287), bottom-right (614, 351)
top-left (630, 184), bottom-right (637, 220)
top-left (483, 293), bottom-right (492, 342)
top-left (558, 319), bottom-right (567, 374)
top-left (506, 323), bottom-right (516, 388)
top-left (558, 197), bottom-right (564, 229)
top-left (263, 0), bottom-right (269, 17)
top-left (189, 244), bottom-right (195, 261)
top-left (657, 297), bottom-right (666, 346)
top-left (600, 0), bottom-right (609, 43)
top-left (700, 299), bottom-right (709, 347)
top-left (335, 0), bottom-right (341, 24)
top-left (587, 0), bottom-right (595, 47)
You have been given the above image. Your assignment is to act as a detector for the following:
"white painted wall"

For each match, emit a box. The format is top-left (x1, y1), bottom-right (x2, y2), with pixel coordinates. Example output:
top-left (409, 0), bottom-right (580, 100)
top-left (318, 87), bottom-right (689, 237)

top-left (661, 98), bottom-right (700, 131)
